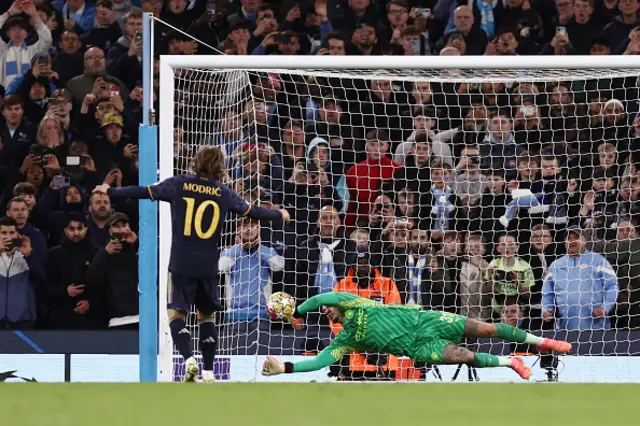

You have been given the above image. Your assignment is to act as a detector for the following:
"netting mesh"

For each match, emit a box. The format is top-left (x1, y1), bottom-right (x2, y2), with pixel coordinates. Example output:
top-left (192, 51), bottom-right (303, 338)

top-left (168, 66), bottom-right (640, 382)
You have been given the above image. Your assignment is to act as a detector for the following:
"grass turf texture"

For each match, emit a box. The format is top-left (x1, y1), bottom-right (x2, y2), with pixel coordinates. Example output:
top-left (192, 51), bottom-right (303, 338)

top-left (0, 383), bottom-right (635, 426)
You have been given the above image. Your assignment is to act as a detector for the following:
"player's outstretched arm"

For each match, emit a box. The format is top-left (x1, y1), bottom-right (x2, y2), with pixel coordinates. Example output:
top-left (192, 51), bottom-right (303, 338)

top-left (297, 292), bottom-right (375, 314)
top-left (262, 344), bottom-right (347, 376)
top-left (93, 184), bottom-right (154, 200)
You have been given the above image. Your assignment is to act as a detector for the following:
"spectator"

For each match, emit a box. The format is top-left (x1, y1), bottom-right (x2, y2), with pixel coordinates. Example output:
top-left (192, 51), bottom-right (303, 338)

top-left (602, 0), bottom-right (640, 49)
top-left (86, 191), bottom-right (112, 247)
top-left (43, 213), bottom-right (102, 329)
top-left (0, 1), bottom-right (53, 88)
top-left (485, 233), bottom-right (535, 323)
top-left (53, 0), bottom-right (96, 34)
top-left (0, 216), bottom-right (39, 330)
top-left (106, 9), bottom-right (143, 90)
top-left (565, 0), bottom-right (603, 54)
top-left (80, 0), bottom-right (123, 53)
top-left (345, 129), bottom-right (400, 230)
top-left (442, 6), bottom-right (488, 55)
top-left (543, 225), bottom-right (619, 330)
top-left (479, 109), bottom-right (523, 181)
top-left (86, 212), bottom-right (138, 329)
top-left (460, 232), bottom-right (490, 321)
top-left (284, 205), bottom-right (356, 306)
top-left (6, 196), bottom-right (46, 280)
top-left (1, 95), bottom-right (37, 179)
top-left (66, 47), bottom-right (129, 108)
top-left (53, 31), bottom-right (84, 87)
top-left (228, 0), bottom-right (263, 30)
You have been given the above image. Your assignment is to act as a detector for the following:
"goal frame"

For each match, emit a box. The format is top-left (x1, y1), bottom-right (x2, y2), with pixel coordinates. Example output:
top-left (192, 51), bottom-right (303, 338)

top-left (155, 54), bottom-right (640, 382)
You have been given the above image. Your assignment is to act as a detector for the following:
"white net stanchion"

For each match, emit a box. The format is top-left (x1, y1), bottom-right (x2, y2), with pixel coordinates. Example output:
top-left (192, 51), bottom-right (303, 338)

top-left (159, 56), bottom-right (640, 383)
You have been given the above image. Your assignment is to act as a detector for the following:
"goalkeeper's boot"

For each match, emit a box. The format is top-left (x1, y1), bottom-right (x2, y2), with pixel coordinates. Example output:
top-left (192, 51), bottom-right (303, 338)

top-left (538, 338), bottom-right (572, 354)
top-left (184, 356), bottom-right (199, 383)
top-left (510, 357), bottom-right (532, 380)
top-left (201, 370), bottom-right (216, 383)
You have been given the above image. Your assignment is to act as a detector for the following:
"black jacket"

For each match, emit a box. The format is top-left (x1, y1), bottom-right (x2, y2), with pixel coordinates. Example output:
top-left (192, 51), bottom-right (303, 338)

top-left (44, 237), bottom-right (103, 329)
top-left (86, 241), bottom-right (138, 321)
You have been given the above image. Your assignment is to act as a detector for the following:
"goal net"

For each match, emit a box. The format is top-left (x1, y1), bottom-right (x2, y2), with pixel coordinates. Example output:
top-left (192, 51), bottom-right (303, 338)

top-left (158, 57), bottom-right (640, 383)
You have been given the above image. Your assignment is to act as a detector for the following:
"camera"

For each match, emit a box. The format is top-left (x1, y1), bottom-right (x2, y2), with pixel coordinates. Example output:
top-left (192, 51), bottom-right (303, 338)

top-left (29, 145), bottom-right (50, 167)
top-left (66, 156), bottom-right (87, 167)
top-left (52, 174), bottom-right (71, 188)
top-left (11, 238), bottom-right (23, 249)
top-left (110, 233), bottom-right (125, 243)
top-left (494, 270), bottom-right (518, 284)
top-left (38, 55), bottom-right (49, 65)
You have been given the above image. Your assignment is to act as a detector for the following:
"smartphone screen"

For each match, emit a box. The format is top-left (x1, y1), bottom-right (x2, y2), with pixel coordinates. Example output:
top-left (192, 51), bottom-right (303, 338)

top-left (66, 156), bottom-right (81, 166)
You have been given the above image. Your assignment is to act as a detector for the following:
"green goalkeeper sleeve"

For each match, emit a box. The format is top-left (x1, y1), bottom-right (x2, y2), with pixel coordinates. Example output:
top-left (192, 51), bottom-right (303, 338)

top-left (288, 342), bottom-right (352, 373)
top-left (297, 293), bottom-right (380, 314)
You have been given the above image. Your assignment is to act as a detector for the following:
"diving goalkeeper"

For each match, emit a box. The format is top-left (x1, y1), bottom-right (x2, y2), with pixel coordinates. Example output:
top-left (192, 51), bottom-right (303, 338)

top-left (262, 293), bottom-right (571, 380)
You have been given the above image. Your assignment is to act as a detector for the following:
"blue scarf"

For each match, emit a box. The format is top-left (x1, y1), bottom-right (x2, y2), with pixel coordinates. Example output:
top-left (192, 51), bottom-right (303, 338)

top-left (431, 186), bottom-right (455, 231)
top-left (314, 241), bottom-right (339, 294)
top-left (407, 251), bottom-right (427, 306)
top-left (476, 0), bottom-right (498, 38)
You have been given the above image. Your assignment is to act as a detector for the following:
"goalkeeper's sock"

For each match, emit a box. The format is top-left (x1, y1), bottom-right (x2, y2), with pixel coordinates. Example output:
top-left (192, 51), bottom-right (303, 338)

top-left (495, 323), bottom-right (543, 345)
top-left (169, 317), bottom-right (193, 360)
top-left (199, 319), bottom-right (218, 371)
top-left (473, 353), bottom-right (511, 368)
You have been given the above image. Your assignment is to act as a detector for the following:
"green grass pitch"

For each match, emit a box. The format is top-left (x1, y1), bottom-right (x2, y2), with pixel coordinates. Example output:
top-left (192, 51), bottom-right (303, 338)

top-left (0, 383), bottom-right (636, 426)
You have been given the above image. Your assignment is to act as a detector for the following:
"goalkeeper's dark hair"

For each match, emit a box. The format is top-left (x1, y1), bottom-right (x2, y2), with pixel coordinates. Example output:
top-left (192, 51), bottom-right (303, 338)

top-left (193, 146), bottom-right (226, 182)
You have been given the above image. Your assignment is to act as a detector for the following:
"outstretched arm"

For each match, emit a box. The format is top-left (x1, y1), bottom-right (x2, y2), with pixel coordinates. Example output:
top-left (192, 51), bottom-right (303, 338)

top-left (262, 342), bottom-right (352, 375)
top-left (297, 292), bottom-right (375, 314)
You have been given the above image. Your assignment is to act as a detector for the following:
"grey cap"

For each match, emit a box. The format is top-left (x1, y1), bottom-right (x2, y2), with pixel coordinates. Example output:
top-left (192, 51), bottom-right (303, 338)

top-left (566, 225), bottom-right (584, 237)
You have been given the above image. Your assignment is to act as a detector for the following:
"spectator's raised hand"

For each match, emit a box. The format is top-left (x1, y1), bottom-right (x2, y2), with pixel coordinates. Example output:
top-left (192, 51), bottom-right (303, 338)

top-left (67, 284), bottom-right (85, 297)
top-left (82, 155), bottom-right (97, 172)
top-left (92, 77), bottom-right (107, 95)
top-left (42, 154), bottom-right (61, 170)
top-left (17, 235), bottom-right (31, 257)
top-left (128, 37), bottom-right (143, 57)
top-left (104, 168), bottom-right (123, 187)
top-left (254, 16), bottom-right (274, 37)
top-left (110, 94), bottom-right (124, 113)
top-left (105, 239), bottom-right (123, 255)
top-left (22, 0), bottom-right (37, 17)
top-left (93, 183), bottom-right (110, 194)
top-left (285, 5), bottom-right (301, 22)
top-left (123, 144), bottom-right (138, 159)
top-left (123, 229), bottom-right (137, 244)
top-left (315, 0), bottom-right (328, 20)
top-left (74, 300), bottom-right (90, 314)
top-left (593, 306), bottom-right (606, 318)
top-left (130, 86), bottom-right (143, 103)
top-left (261, 32), bottom-right (279, 48)
top-left (8, 0), bottom-right (23, 16)
top-left (316, 47), bottom-right (330, 55)
top-left (196, 10), bottom-right (215, 26)
top-left (19, 154), bottom-right (36, 174)
top-left (0, 237), bottom-right (12, 253)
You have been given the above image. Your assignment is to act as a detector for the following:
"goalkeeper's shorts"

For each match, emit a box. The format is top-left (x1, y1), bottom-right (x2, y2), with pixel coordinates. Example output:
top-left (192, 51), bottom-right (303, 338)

top-left (412, 311), bottom-right (467, 364)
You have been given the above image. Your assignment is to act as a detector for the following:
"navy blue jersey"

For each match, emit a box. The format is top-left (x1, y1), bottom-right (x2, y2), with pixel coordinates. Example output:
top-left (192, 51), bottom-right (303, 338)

top-left (146, 175), bottom-right (279, 277)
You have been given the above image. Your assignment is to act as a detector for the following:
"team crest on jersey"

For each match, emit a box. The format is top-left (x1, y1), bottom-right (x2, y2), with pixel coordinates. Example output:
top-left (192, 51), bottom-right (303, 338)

top-left (431, 353), bottom-right (440, 361)
top-left (346, 310), bottom-right (354, 319)
top-left (580, 264), bottom-right (588, 269)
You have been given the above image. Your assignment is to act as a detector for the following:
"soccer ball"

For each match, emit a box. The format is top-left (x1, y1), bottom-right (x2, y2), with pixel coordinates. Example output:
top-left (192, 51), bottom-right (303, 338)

top-left (267, 292), bottom-right (296, 320)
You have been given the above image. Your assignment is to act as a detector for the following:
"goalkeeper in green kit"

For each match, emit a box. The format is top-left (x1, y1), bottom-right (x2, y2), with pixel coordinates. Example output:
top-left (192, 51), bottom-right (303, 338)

top-left (262, 293), bottom-right (572, 380)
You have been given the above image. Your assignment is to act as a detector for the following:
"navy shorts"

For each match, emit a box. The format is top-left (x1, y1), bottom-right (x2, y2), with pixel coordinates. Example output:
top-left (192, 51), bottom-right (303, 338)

top-left (167, 273), bottom-right (223, 315)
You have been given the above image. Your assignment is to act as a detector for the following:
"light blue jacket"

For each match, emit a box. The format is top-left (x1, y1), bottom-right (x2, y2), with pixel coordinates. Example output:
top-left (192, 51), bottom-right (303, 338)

top-left (219, 244), bottom-right (284, 321)
top-left (542, 251), bottom-right (619, 330)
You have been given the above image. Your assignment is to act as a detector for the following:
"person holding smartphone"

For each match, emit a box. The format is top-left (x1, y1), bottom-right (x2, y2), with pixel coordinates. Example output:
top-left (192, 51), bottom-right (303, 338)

top-left (0, 216), bottom-right (38, 330)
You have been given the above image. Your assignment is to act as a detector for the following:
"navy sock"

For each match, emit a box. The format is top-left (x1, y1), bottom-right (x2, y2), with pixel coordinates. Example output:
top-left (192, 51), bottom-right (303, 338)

top-left (169, 317), bottom-right (193, 361)
top-left (199, 320), bottom-right (218, 371)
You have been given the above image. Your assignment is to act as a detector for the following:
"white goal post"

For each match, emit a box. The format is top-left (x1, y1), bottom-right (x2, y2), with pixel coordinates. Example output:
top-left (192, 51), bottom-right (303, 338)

top-left (157, 55), bottom-right (640, 383)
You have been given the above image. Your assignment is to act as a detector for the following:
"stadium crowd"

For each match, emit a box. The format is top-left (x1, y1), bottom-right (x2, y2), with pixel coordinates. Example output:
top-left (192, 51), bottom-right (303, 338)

top-left (0, 0), bottom-right (639, 368)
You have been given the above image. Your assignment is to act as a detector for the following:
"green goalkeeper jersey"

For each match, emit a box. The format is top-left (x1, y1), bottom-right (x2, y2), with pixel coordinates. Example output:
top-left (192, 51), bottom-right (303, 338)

top-left (291, 293), bottom-right (425, 373)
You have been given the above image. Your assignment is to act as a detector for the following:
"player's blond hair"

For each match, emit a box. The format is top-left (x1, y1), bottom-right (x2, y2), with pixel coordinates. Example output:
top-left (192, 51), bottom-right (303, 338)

top-left (192, 146), bottom-right (226, 182)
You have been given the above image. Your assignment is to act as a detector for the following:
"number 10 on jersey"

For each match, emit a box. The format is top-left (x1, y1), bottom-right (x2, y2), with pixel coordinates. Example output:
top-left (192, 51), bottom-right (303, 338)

top-left (182, 197), bottom-right (220, 239)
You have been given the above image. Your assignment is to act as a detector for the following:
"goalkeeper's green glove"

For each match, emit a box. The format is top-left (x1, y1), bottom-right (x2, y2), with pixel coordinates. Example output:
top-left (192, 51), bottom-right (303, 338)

top-left (262, 356), bottom-right (294, 376)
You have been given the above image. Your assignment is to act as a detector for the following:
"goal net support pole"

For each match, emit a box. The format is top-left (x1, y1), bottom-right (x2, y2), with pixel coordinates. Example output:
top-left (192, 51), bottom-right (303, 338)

top-left (156, 54), bottom-right (640, 382)
top-left (139, 11), bottom-right (158, 383)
